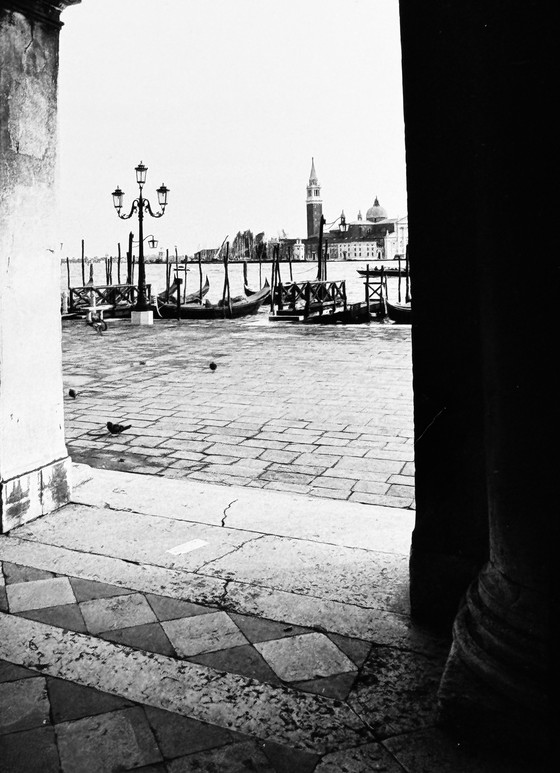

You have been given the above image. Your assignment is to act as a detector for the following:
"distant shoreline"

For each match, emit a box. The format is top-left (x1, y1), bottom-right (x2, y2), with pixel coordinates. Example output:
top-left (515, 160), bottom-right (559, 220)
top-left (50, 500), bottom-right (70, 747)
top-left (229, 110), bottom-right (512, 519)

top-left (60, 257), bottom-right (400, 265)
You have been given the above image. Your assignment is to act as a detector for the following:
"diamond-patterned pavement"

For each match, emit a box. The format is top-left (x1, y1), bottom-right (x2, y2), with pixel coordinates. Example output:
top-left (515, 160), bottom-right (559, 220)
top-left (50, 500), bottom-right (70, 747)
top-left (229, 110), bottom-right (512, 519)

top-left (1, 482), bottom-right (516, 773)
top-left (254, 632), bottom-right (356, 682)
top-left (1, 563), bottom-right (363, 693)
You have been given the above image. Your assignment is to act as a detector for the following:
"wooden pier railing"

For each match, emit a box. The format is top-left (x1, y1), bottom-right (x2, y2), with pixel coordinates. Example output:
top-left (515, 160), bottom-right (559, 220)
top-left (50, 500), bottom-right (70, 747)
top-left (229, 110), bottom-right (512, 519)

top-left (272, 280), bottom-right (347, 318)
top-left (68, 284), bottom-right (151, 314)
top-left (363, 266), bottom-right (387, 317)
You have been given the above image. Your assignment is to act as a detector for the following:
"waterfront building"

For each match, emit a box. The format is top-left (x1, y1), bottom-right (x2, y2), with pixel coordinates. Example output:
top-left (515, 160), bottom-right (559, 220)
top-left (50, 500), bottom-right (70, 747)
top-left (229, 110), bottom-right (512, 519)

top-left (193, 247), bottom-right (219, 262)
top-left (302, 159), bottom-right (408, 261)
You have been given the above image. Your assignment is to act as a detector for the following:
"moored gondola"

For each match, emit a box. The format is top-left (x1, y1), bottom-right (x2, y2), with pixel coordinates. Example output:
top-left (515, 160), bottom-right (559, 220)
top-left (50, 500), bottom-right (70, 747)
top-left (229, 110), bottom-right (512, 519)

top-left (156, 282), bottom-right (270, 320)
top-left (244, 278), bottom-right (270, 303)
top-left (386, 300), bottom-right (412, 324)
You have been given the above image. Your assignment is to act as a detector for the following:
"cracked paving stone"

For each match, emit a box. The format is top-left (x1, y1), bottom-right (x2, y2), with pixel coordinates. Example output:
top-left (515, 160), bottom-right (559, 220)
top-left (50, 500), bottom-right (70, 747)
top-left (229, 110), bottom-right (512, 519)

top-left (144, 593), bottom-right (216, 622)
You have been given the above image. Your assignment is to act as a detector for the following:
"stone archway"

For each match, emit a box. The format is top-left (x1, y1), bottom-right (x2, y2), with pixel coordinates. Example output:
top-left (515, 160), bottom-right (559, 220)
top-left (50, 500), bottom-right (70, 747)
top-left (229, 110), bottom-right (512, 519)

top-left (0, 0), bottom-right (552, 757)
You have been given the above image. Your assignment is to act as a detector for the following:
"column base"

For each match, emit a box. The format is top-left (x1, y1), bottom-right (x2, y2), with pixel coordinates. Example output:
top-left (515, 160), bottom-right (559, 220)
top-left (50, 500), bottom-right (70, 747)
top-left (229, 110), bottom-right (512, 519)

top-left (0, 456), bottom-right (72, 533)
top-left (437, 564), bottom-right (549, 756)
top-left (409, 546), bottom-right (483, 630)
top-left (130, 310), bottom-right (153, 326)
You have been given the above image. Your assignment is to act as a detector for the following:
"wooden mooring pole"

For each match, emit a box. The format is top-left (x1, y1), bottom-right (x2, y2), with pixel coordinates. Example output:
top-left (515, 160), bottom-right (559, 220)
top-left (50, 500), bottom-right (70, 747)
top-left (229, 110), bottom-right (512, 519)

top-left (405, 245), bottom-right (411, 302)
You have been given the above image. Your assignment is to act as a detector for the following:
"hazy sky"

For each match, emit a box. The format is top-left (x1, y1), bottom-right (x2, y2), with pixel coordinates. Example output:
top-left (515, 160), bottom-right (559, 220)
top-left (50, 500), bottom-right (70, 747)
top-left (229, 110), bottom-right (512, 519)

top-left (57, 0), bottom-right (406, 257)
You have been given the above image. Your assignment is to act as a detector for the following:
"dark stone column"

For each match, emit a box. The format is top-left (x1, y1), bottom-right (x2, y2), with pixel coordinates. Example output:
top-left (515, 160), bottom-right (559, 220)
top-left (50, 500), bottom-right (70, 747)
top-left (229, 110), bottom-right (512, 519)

top-left (399, 0), bottom-right (553, 753)
top-left (399, 3), bottom-right (490, 628)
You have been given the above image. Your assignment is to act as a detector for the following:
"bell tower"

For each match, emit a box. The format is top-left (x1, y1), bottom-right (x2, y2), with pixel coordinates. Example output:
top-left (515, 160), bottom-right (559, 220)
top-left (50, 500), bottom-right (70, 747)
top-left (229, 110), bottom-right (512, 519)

top-left (306, 158), bottom-right (323, 238)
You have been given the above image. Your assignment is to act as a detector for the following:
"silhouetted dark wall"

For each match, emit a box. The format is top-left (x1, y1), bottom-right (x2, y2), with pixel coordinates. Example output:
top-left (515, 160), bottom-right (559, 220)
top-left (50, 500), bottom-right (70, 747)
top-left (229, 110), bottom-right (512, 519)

top-left (399, 1), bottom-right (554, 625)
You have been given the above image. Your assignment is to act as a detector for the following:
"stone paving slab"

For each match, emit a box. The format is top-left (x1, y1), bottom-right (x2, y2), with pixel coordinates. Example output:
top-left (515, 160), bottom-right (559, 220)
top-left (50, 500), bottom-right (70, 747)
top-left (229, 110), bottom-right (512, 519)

top-left (0, 465), bottom-right (531, 771)
top-left (69, 463), bottom-right (415, 553)
top-left (62, 317), bottom-right (415, 509)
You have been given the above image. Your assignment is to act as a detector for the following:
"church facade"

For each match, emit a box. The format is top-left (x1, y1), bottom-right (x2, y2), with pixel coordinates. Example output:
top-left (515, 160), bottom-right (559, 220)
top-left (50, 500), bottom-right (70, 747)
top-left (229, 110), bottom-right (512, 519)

top-left (301, 159), bottom-right (408, 261)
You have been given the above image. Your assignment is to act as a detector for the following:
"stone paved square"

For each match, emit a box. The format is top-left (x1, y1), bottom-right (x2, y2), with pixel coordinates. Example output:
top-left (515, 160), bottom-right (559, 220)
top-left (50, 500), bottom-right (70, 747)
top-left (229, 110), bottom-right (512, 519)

top-left (62, 320), bottom-right (415, 510)
top-left (254, 632), bottom-right (356, 682)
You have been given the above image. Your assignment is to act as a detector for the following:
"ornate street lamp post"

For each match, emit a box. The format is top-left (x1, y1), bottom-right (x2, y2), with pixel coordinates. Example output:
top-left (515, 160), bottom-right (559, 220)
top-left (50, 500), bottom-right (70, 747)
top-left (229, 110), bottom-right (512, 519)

top-left (111, 162), bottom-right (169, 319)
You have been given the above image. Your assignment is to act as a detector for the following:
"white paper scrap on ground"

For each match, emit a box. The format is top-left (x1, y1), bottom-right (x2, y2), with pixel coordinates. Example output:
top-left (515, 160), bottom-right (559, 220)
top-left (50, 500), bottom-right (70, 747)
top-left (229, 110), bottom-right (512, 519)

top-left (167, 539), bottom-right (208, 555)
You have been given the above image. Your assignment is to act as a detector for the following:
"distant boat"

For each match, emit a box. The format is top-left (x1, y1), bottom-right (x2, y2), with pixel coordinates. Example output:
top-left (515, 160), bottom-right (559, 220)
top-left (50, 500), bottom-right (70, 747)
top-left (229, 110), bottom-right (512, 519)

top-left (357, 267), bottom-right (408, 277)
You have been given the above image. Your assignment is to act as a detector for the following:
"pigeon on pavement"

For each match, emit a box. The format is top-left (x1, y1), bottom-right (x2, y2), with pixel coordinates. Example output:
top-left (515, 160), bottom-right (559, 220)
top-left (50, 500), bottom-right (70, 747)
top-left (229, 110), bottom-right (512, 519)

top-left (106, 421), bottom-right (131, 434)
top-left (68, 389), bottom-right (77, 398)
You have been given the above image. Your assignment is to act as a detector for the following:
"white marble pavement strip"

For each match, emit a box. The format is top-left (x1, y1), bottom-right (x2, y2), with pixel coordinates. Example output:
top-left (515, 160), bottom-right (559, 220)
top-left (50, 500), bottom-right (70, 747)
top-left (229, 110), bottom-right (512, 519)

top-left (0, 536), bottom-right (425, 649)
top-left (0, 536), bottom-right (226, 607)
top-left (0, 613), bottom-right (372, 754)
top-left (202, 535), bottom-right (410, 613)
top-left (69, 464), bottom-right (414, 554)
top-left (12, 504), bottom-right (408, 611)
top-left (12, 504), bottom-right (263, 574)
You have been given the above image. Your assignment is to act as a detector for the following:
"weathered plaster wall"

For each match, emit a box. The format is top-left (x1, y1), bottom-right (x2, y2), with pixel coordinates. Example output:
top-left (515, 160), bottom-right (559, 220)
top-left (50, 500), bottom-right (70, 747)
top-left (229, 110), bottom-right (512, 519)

top-left (0, 7), bottom-right (70, 530)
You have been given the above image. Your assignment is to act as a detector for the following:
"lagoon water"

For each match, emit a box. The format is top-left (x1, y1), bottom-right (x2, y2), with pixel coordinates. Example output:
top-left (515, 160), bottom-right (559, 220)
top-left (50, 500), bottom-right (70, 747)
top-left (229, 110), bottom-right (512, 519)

top-left (60, 259), bottom-right (409, 307)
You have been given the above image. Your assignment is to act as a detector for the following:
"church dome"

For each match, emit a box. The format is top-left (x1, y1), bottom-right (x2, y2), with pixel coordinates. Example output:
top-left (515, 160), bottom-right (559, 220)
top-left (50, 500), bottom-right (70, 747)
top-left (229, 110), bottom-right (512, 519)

top-left (366, 197), bottom-right (388, 222)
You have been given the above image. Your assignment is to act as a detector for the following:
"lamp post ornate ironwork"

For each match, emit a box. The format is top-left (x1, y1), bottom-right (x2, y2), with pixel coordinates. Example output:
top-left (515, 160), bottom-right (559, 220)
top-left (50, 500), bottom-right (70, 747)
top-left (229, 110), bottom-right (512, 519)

top-left (111, 162), bottom-right (169, 313)
top-left (132, 234), bottom-right (158, 250)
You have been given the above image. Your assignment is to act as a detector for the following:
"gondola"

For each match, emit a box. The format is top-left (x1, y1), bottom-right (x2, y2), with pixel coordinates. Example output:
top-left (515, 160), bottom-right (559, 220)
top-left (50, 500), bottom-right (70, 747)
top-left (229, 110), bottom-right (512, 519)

top-left (156, 282), bottom-right (270, 320)
top-left (156, 275), bottom-right (209, 305)
top-left (244, 278), bottom-right (270, 303)
top-left (386, 300), bottom-right (412, 324)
